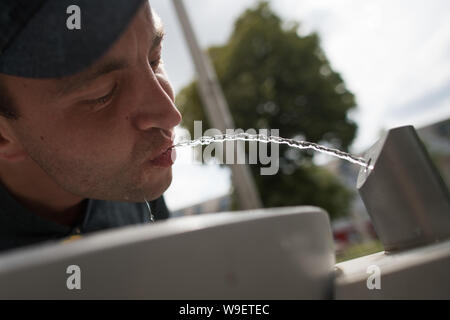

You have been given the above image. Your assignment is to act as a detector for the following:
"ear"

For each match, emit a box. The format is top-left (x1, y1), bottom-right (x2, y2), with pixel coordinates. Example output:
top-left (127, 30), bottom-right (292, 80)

top-left (0, 119), bottom-right (27, 162)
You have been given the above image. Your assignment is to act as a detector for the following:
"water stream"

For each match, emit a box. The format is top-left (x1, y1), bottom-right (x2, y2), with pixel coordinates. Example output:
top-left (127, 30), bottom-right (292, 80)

top-left (144, 133), bottom-right (372, 221)
top-left (173, 133), bottom-right (372, 170)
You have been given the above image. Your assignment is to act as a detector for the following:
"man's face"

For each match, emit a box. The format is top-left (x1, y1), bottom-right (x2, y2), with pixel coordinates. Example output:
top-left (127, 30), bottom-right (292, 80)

top-left (0, 3), bottom-right (182, 202)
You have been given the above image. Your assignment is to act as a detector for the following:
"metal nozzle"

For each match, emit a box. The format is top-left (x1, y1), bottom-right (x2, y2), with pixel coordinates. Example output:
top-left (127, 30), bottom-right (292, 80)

top-left (357, 125), bottom-right (450, 252)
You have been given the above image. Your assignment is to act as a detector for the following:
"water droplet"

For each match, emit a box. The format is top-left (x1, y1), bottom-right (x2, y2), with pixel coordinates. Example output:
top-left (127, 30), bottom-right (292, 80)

top-left (144, 199), bottom-right (155, 223)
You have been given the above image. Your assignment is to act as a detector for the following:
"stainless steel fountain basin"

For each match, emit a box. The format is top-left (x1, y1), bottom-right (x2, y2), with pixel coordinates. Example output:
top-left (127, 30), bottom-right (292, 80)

top-left (0, 206), bottom-right (335, 299)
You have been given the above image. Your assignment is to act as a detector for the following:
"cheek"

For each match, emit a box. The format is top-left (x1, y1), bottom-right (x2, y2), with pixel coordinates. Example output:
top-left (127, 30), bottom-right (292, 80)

top-left (38, 118), bottom-right (133, 166)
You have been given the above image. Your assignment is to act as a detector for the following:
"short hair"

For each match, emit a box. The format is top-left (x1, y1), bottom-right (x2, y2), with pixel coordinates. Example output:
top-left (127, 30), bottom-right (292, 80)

top-left (0, 78), bottom-right (19, 120)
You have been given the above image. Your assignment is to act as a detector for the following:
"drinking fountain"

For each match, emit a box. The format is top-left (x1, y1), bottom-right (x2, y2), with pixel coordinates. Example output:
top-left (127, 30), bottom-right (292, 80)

top-left (0, 206), bottom-right (335, 299)
top-left (336, 125), bottom-right (450, 299)
top-left (357, 125), bottom-right (450, 252)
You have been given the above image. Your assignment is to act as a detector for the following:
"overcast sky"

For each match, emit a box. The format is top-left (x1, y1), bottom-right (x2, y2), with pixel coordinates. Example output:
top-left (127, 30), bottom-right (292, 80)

top-left (150, 0), bottom-right (450, 210)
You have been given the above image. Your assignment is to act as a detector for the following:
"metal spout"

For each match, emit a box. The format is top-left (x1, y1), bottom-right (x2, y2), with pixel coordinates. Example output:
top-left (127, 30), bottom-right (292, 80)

top-left (357, 125), bottom-right (450, 252)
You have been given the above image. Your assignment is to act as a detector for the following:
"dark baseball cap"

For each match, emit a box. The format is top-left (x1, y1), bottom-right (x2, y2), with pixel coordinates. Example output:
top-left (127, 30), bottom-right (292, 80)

top-left (0, 0), bottom-right (146, 78)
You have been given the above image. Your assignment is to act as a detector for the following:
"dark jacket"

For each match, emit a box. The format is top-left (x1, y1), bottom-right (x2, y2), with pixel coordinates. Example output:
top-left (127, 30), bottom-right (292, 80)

top-left (0, 182), bottom-right (170, 254)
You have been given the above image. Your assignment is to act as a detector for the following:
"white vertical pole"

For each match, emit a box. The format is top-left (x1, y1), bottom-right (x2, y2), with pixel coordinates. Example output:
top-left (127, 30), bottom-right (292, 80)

top-left (171, 0), bottom-right (262, 209)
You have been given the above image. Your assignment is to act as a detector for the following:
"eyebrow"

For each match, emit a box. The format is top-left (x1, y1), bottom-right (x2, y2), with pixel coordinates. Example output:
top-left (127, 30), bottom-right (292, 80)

top-left (53, 26), bottom-right (165, 98)
top-left (53, 60), bottom-right (129, 98)
top-left (152, 26), bottom-right (165, 51)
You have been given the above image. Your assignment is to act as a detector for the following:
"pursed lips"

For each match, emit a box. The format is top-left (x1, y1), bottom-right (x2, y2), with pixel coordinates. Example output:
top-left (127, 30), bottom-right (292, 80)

top-left (149, 140), bottom-right (174, 161)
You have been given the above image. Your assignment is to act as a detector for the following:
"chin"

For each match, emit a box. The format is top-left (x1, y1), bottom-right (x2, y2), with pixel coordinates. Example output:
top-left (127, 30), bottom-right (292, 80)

top-left (141, 167), bottom-right (173, 201)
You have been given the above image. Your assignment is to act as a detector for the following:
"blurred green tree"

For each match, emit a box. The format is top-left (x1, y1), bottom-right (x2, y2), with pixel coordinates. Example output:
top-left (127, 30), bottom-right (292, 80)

top-left (176, 1), bottom-right (357, 219)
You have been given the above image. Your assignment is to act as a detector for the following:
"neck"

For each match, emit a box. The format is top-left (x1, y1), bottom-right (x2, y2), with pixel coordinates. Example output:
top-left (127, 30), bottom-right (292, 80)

top-left (0, 157), bottom-right (86, 227)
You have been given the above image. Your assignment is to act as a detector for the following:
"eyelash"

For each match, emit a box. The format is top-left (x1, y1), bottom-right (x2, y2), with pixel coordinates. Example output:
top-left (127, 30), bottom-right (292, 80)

top-left (150, 56), bottom-right (162, 70)
top-left (86, 83), bottom-right (118, 107)
top-left (84, 56), bottom-right (161, 109)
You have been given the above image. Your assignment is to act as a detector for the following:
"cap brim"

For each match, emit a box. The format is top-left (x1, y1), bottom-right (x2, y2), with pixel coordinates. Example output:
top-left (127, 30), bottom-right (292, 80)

top-left (0, 0), bottom-right (145, 78)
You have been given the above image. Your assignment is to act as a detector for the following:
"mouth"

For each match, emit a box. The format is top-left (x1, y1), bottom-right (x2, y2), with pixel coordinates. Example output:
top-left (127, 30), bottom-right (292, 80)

top-left (148, 142), bottom-right (176, 168)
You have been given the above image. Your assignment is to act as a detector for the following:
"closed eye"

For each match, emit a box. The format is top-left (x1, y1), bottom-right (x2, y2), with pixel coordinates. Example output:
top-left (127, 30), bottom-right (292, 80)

top-left (150, 56), bottom-right (162, 71)
top-left (84, 83), bottom-right (118, 108)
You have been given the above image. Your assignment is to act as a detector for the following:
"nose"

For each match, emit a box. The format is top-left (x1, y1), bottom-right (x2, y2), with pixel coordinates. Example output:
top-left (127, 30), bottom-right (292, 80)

top-left (132, 70), bottom-right (182, 133)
